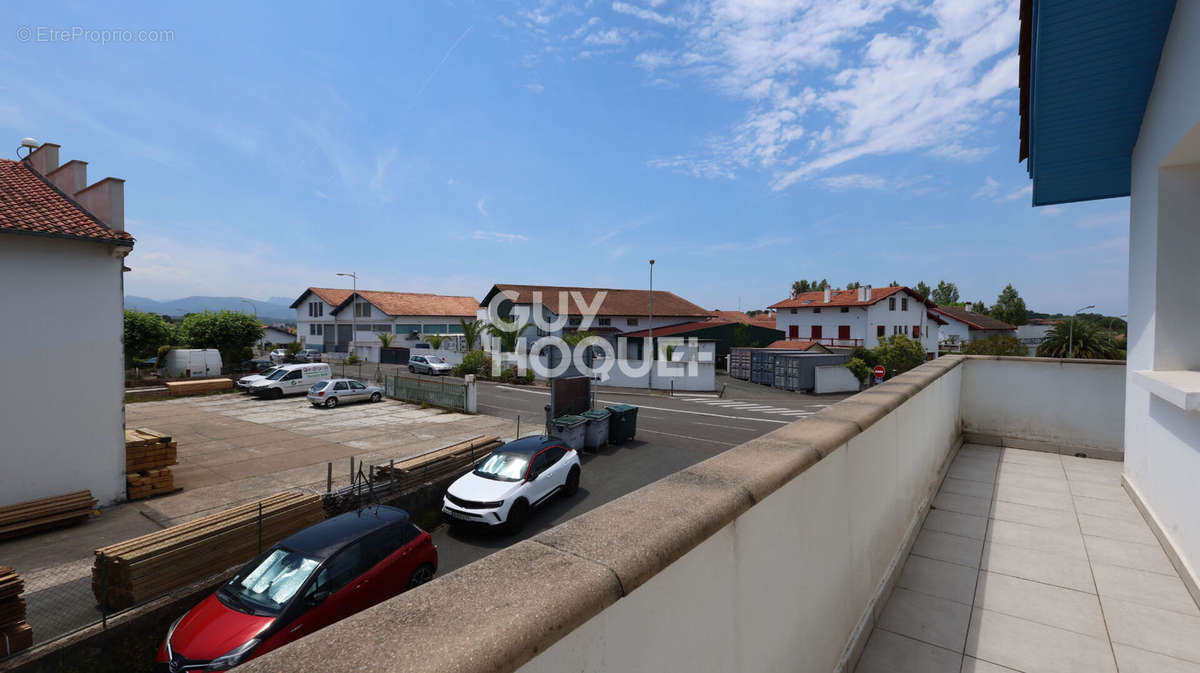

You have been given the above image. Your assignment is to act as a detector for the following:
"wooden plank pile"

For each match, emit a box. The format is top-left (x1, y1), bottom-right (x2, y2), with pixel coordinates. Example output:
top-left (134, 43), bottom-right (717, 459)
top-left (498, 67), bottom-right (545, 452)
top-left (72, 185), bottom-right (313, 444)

top-left (125, 427), bottom-right (179, 501)
top-left (165, 378), bottom-right (232, 396)
top-left (0, 567), bottom-right (31, 657)
top-left (92, 492), bottom-right (324, 610)
top-left (0, 491), bottom-right (96, 540)
top-left (374, 434), bottom-right (502, 493)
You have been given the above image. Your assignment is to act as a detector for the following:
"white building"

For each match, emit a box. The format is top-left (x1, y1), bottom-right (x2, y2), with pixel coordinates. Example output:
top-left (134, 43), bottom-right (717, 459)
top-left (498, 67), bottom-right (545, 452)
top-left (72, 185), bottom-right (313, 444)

top-left (291, 287), bottom-right (478, 361)
top-left (769, 286), bottom-right (940, 357)
top-left (0, 141), bottom-right (133, 507)
top-left (929, 305), bottom-right (1018, 349)
top-left (258, 325), bottom-right (295, 349)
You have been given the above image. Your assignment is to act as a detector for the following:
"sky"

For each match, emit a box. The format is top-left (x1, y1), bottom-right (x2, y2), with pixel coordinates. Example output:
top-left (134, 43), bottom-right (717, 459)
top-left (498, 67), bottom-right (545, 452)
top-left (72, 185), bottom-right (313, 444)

top-left (2, 0), bottom-right (1130, 316)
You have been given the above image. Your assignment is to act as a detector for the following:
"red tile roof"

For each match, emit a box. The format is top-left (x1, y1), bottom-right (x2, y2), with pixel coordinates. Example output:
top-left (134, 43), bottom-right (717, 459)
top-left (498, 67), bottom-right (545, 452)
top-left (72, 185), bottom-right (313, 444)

top-left (0, 159), bottom-right (133, 244)
top-left (765, 340), bottom-right (832, 352)
top-left (769, 286), bottom-right (923, 309)
top-left (708, 310), bottom-right (755, 323)
top-left (930, 305), bottom-right (1018, 331)
top-left (292, 287), bottom-right (479, 317)
top-left (484, 284), bottom-right (711, 318)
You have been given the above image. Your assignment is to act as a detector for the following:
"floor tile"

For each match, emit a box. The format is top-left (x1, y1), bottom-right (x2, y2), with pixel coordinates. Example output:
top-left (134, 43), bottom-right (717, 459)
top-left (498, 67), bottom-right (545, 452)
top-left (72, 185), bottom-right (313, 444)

top-left (994, 472), bottom-right (1071, 494)
top-left (878, 588), bottom-right (972, 653)
top-left (1102, 596), bottom-right (1200, 664)
top-left (980, 542), bottom-right (1096, 593)
top-left (1072, 494), bottom-right (1142, 522)
top-left (973, 571), bottom-right (1107, 638)
top-left (996, 461), bottom-right (1065, 480)
top-left (992, 483), bottom-right (1074, 511)
top-left (998, 449), bottom-right (1061, 466)
top-left (934, 492), bottom-right (992, 518)
top-left (898, 555), bottom-right (979, 605)
top-left (856, 629), bottom-right (962, 673)
top-left (989, 500), bottom-right (1079, 533)
top-left (949, 461), bottom-right (998, 484)
top-left (961, 657), bottom-right (1021, 672)
top-left (965, 608), bottom-right (1117, 673)
top-left (925, 510), bottom-right (989, 541)
top-left (1091, 562), bottom-right (1200, 616)
top-left (1063, 466), bottom-right (1123, 486)
top-left (986, 519), bottom-right (1088, 559)
top-left (1112, 643), bottom-right (1200, 673)
top-left (941, 478), bottom-right (995, 500)
top-left (1083, 535), bottom-right (1178, 576)
top-left (1078, 514), bottom-right (1158, 546)
top-left (1067, 480), bottom-right (1128, 502)
top-left (912, 529), bottom-right (984, 568)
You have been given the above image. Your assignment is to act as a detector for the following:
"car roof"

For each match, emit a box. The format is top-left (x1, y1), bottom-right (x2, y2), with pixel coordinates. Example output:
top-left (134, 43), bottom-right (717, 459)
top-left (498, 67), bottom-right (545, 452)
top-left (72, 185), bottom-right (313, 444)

top-left (280, 505), bottom-right (410, 559)
top-left (494, 435), bottom-right (563, 456)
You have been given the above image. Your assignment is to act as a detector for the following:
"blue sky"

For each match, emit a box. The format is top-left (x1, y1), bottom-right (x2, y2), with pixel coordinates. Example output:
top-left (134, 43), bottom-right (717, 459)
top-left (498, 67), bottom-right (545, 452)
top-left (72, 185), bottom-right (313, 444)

top-left (2, 0), bottom-right (1129, 315)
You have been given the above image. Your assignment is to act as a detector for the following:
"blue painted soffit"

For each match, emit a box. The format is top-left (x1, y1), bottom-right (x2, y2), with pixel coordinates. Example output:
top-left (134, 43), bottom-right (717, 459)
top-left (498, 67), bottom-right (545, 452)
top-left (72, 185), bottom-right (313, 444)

top-left (1019, 0), bottom-right (1176, 206)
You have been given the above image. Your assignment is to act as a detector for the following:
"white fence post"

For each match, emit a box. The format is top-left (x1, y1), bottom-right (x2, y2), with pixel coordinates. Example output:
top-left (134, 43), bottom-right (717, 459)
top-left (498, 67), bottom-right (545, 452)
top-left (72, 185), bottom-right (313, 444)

top-left (465, 374), bottom-right (478, 414)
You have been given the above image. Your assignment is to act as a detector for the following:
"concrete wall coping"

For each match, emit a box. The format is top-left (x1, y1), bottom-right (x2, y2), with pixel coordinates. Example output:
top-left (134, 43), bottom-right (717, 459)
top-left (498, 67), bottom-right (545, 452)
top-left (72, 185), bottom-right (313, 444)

top-left (239, 356), bottom-right (974, 673)
top-left (961, 354), bottom-right (1126, 365)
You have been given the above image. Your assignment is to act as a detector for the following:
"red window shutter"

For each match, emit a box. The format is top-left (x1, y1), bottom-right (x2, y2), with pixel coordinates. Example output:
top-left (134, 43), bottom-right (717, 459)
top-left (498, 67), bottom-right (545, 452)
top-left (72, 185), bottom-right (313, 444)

top-left (788, 325), bottom-right (799, 339)
top-left (838, 325), bottom-right (850, 340)
top-left (811, 325), bottom-right (823, 339)
top-left (913, 325), bottom-right (921, 339)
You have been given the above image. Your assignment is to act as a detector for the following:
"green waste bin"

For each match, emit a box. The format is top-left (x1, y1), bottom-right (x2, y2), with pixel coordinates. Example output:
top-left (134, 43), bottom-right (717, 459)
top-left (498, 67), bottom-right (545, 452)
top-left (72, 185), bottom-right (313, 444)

top-left (581, 409), bottom-right (611, 449)
top-left (552, 414), bottom-right (588, 451)
top-left (605, 404), bottom-right (638, 443)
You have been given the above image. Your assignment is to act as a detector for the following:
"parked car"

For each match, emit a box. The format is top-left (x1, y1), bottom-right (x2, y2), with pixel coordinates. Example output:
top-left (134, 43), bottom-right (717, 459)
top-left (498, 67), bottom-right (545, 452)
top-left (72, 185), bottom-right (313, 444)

top-left (442, 436), bottom-right (580, 532)
top-left (248, 363), bottom-right (332, 398)
top-left (155, 505), bottom-right (436, 673)
top-left (294, 349), bottom-right (322, 363)
top-left (244, 358), bottom-right (274, 373)
top-left (268, 349), bottom-right (287, 364)
top-left (409, 354), bottom-right (452, 376)
top-left (237, 366), bottom-right (281, 392)
top-left (307, 379), bottom-right (383, 408)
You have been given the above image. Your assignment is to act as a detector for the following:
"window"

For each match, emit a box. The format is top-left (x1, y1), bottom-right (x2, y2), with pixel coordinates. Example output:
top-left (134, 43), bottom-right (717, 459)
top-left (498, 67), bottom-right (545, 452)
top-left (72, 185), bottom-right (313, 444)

top-left (372, 324), bottom-right (390, 332)
top-left (529, 450), bottom-right (553, 477)
top-left (901, 297), bottom-right (909, 311)
top-left (810, 325), bottom-right (823, 339)
top-left (813, 307), bottom-right (821, 313)
top-left (840, 307), bottom-right (849, 313)
top-left (359, 528), bottom-right (398, 573)
top-left (282, 370), bottom-right (302, 381)
top-left (627, 318), bottom-right (639, 326)
top-left (877, 325), bottom-right (885, 338)
top-left (309, 324), bottom-right (323, 336)
top-left (889, 297), bottom-right (896, 311)
top-left (788, 325), bottom-right (799, 339)
top-left (349, 381), bottom-right (366, 390)
top-left (395, 323), bottom-right (421, 334)
top-left (354, 302), bottom-right (371, 318)
top-left (334, 381), bottom-right (349, 391)
top-left (543, 446), bottom-right (566, 465)
top-left (790, 308), bottom-right (797, 314)
top-left (444, 323), bottom-right (464, 334)
top-left (319, 542), bottom-right (362, 594)
top-left (838, 325), bottom-right (851, 340)
top-left (569, 316), bottom-right (582, 326)
top-left (308, 302), bottom-right (324, 318)
top-left (598, 318), bottom-right (611, 326)
top-left (893, 325), bottom-right (905, 336)
top-left (913, 325), bottom-right (921, 339)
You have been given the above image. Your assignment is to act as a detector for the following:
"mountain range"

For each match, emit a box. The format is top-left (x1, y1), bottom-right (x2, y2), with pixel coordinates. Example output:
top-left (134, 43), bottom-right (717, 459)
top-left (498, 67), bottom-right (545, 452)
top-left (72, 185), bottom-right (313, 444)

top-left (125, 296), bottom-right (297, 323)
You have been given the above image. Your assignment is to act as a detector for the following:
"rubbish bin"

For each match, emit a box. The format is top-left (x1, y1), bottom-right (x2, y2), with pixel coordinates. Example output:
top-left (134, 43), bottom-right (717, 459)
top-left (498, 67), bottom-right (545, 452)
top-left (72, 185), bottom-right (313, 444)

top-left (581, 409), bottom-right (611, 449)
top-left (605, 404), bottom-right (639, 443)
top-left (552, 415), bottom-right (588, 451)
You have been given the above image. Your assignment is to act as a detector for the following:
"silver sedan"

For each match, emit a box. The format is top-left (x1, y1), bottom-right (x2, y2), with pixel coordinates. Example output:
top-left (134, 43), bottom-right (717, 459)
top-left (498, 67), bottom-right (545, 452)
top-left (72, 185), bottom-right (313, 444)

top-left (307, 378), bottom-right (384, 408)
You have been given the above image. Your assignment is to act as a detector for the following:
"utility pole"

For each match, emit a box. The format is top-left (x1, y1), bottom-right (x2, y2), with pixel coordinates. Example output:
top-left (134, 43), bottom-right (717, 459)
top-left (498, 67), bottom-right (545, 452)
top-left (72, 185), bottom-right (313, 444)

top-left (337, 272), bottom-right (358, 357)
top-left (648, 259), bottom-right (655, 390)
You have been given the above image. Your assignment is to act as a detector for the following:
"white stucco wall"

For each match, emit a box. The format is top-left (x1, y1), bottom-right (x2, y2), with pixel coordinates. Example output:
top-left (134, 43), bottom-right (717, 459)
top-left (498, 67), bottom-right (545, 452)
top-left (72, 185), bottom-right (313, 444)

top-left (0, 235), bottom-right (127, 506)
top-left (775, 293), bottom-right (930, 350)
top-left (1125, 0), bottom-right (1200, 593)
top-left (517, 363), bottom-right (962, 673)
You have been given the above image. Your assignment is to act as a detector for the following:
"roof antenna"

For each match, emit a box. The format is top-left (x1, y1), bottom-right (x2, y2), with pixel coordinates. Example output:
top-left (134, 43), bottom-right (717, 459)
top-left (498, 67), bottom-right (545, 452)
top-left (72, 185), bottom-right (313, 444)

top-left (16, 137), bottom-right (38, 160)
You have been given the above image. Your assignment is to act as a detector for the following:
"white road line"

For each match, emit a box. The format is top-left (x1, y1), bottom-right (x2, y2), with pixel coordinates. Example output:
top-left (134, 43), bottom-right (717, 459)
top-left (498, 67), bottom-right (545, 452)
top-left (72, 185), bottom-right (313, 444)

top-left (492, 386), bottom-right (790, 424)
top-left (638, 428), bottom-right (737, 446)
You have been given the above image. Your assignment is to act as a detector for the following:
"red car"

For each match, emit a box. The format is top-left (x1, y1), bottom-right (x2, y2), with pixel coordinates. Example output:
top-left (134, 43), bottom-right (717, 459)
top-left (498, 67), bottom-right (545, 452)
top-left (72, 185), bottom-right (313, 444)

top-left (155, 506), bottom-right (436, 672)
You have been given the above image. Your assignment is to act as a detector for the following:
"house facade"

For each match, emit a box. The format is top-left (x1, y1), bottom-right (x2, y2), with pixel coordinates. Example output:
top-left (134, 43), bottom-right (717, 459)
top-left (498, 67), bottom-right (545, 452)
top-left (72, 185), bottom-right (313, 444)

top-left (292, 287), bottom-right (478, 360)
top-left (0, 141), bottom-right (133, 507)
top-left (929, 305), bottom-right (1018, 348)
top-left (769, 286), bottom-right (939, 357)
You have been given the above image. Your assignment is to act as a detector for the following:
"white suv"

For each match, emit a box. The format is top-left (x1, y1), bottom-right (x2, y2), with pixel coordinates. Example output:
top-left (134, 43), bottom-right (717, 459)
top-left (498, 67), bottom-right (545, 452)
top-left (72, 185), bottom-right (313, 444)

top-left (442, 436), bottom-right (580, 532)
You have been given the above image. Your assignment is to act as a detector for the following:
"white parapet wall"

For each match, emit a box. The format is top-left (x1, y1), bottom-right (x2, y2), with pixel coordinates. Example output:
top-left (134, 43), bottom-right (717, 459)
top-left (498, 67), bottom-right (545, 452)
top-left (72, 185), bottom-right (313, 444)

top-left (814, 364), bottom-right (861, 394)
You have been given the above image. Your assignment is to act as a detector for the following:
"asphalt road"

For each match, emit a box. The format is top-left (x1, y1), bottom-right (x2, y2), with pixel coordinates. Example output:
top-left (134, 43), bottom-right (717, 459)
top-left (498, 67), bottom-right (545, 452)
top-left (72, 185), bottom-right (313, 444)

top-left (428, 377), bottom-right (849, 574)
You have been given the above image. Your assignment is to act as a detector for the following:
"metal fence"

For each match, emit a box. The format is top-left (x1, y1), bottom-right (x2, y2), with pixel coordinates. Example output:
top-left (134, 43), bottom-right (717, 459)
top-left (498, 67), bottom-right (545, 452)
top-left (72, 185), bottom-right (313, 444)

top-left (384, 374), bottom-right (469, 412)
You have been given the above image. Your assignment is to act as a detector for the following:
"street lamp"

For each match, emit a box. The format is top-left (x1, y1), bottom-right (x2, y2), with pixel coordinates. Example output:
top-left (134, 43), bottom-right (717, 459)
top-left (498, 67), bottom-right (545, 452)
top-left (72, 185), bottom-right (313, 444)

top-left (337, 272), bottom-right (358, 356)
top-left (240, 299), bottom-right (257, 318)
top-left (648, 260), bottom-right (655, 389)
top-left (1068, 304), bottom-right (1095, 359)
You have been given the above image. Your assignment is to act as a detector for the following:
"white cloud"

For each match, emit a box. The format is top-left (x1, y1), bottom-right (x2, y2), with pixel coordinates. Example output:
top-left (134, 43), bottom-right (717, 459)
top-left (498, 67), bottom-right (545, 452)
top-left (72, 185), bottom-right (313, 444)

top-left (611, 1), bottom-right (678, 26)
top-left (821, 173), bottom-right (890, 190)
top-left (973, 177), bottom-right (1031, 202)
top-left (523, 82), bottom-right (546, 93)
top-left (476, 198), bottom-right (489, 216)
top-left (313, 190), bottom-right (328, 200)
top-left (1000, 184), bottom-right (1031, 201)
top-left (645, 155), bottom-right (737, 180)
top-left (1077, 210), bottom-right (1128, 229)
top-left (973, 176), bottom-right (1001, 199)
top-left (1038, 205), bottom-right (1065, 216)
top-left (585, 28), bottom-right (628, 46)
top-left (634, 50), bottom-right (674, 70)
top-left (472, 230), bottom-right (527, 242)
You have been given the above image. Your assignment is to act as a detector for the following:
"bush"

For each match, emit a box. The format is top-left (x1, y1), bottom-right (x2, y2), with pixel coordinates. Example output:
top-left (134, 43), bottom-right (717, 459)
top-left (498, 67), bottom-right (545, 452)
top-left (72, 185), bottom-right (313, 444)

top-left (284, 341), bottom-right (303, 357)
top-left (346, 355), bottom-right (361, 365)
top-left (124, 310), bottom-right (175, 364)
top-left (523, 369), bottom-right (535, 384)
top-left (962, 335), bottom-right (1028, 356)
top-left (454, 350), bottom-right (493, 378)
top-left (176, 310), bottom-right (264, 367)
top-left (499, 368), bottom-right (516, 383)
top-left (425, 334), bottom-right (445, 349)
top-left (873, 334), bottom-right (926, 377)
top-left (849, 345), bottom-right (877, 368)
top-left (155, 345), bottom-right (173, 367)
top-left (845, 357), bottom-right (870, 383)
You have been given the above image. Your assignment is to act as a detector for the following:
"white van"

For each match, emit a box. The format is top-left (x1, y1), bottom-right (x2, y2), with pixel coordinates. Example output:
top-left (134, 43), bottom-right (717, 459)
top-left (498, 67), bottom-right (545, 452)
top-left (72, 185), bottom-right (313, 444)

top-left (248, 363), bottom-right (332, 398)
top-left (160, 349), bottom-right (223, 378)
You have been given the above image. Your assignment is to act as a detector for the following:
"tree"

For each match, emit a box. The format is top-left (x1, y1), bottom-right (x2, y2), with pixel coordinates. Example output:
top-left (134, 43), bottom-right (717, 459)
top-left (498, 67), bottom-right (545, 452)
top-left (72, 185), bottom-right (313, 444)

top-left (888, 280), bottom-right (900, 287)
top-left (791, 280), bottom-right (811, 296)
top-left (931, 281), bottom-right (960, 305)
top-left (962, 335), bottom-right (1029, 356)
top-left (873, 334), bottom-right (926, 377)
top-left (177, 310), bottom-right (264, 366)
top-left (846, 281), bottom-right (862, 290)
top-left (124, 310), bottom-right (175, 364)
top-left (731, 323), bottom-right (763, 348)
top-left (845, 357), bottom-right (870, 384)
top-left (970, 300), bottom-right (987, 313)
top-left (1036, 319), bottom-right (1122, 359)
top-left (460, 318), bottom-right (485, 351)
top-left (426, 333), bottom-right (445, 349)
top-left (377, 332), bottom-right (394, 348)
top-left (990, 284), bottom-right (1029, 326)
top-left (915, 281), bottom-right (931, 299)
top-left (486, 321), bottom-right (531, 352)
top-left (849, 345), bottom-right (878, 368)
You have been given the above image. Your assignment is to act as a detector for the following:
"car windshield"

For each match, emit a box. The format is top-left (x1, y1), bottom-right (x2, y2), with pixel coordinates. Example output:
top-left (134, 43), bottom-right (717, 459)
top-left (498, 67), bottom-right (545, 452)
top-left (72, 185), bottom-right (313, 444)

top-left (426, 356), bottom-right (446, 364)
top-left (266, 369), bottom-right (289, 381)
top-left (473, 451), bottom-right (529, 482)
top-left (261, 367), bottom-right (278, 377)
top-left (309, 380), bottom-right (329, 392)
top-left (219, 548), bottom-right (320, 615)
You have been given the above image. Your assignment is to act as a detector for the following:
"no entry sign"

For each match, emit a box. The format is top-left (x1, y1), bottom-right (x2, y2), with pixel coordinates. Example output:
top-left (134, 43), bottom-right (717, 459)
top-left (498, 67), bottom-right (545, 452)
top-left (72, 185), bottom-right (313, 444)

top-left (873, 365), bottom-right (886, 380)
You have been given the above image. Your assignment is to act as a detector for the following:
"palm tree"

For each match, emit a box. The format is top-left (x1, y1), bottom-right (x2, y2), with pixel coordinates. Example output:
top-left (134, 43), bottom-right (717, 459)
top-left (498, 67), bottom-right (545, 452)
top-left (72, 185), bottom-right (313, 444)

top-left (460, 318), bottom-right (485, 351)
top-left (377, 332), bottom-right (394, 348)
top-left (1036, 318), bottom-right (1122, 359)
top-left (486, 321), bottom-right (530, 353)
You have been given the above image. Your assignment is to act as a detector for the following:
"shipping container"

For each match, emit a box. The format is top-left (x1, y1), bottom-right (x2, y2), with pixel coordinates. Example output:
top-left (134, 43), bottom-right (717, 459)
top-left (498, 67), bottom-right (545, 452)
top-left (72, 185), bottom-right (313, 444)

top-left (771, 353), bottom-right (851, 391)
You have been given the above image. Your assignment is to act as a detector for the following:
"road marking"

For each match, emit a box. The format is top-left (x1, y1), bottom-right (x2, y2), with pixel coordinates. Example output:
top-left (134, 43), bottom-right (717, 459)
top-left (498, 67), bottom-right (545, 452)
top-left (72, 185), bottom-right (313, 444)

top-left (638, 428), bottom-right (738, 446)
top-left (493, 386), bottom-right (790, 424)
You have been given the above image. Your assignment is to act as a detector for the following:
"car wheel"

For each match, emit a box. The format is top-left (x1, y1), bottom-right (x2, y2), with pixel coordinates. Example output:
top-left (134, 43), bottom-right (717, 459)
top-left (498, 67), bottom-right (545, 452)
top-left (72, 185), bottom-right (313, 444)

top-left (370, 392), bottom-right (381, 403)
top-left (272, 388), bottom-right (283, 400)
top-left (324, 397), bottom-right (338, 409)
top-left (406, 563), bottom-right (435, 590)
top-left (506, 499), bottom-right (529, 534)
top-left (564, 467), bottom-right (580, 496)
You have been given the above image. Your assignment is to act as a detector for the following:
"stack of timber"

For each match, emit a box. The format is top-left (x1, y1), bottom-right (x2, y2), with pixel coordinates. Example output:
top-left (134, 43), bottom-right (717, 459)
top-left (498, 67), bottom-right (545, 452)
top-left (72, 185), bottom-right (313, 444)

top-left (92, 492), bottom-right (324, 610)
top-left (0, 491), bottom-right (96, 540)
top-left (0, 568), bottom-right (31, 656)
top-left (165, 378), bottom-right (232, 396)
top-left (125, 427), bottom-right (179, 500)
top-left (374, 434), bottom-right (502, 493)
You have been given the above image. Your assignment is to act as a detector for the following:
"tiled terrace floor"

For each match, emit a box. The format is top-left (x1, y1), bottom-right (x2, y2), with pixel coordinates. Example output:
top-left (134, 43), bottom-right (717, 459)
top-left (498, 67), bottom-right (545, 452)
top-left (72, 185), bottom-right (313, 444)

top-left (856, 444), bottom-right (1200, 673)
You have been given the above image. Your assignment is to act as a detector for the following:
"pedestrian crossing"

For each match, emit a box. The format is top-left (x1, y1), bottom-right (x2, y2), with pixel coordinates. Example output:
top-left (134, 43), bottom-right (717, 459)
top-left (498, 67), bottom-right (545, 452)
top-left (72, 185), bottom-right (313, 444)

top-left (672, 394), bottom-right (831, 418)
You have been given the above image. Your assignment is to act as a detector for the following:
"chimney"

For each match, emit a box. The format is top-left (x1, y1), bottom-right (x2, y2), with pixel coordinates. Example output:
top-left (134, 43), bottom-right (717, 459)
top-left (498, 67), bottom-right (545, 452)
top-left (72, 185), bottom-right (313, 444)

top-left (823, 288), bottom-right (831, 303)
top-left (26, 142), bottom-right (61, 175)
top-left (47, 160), bottom-right (88, 194)
top-left (75, 177), bottom-right (125, 232)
